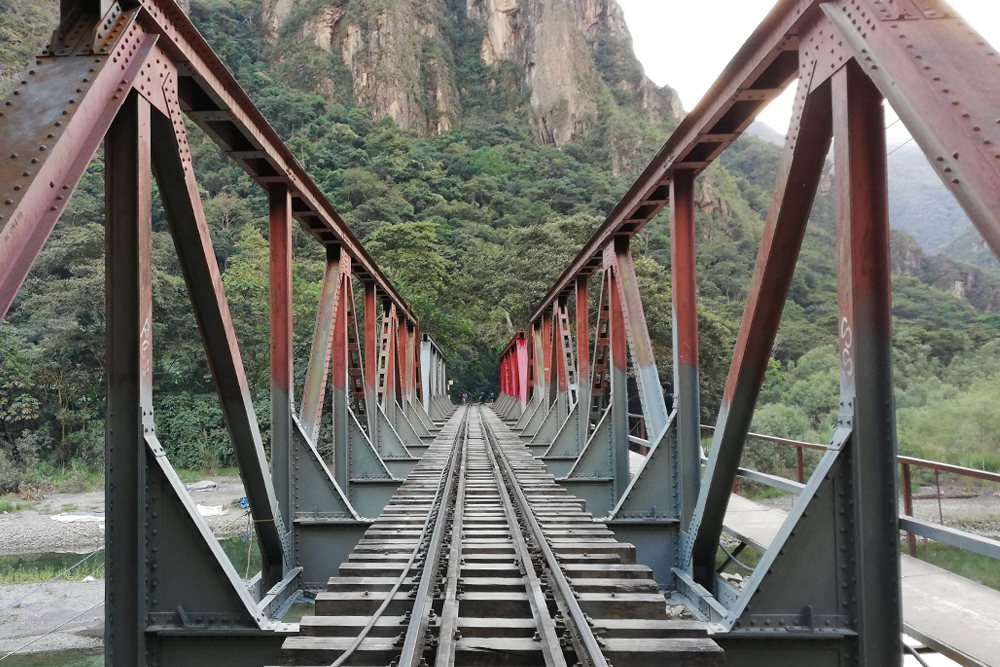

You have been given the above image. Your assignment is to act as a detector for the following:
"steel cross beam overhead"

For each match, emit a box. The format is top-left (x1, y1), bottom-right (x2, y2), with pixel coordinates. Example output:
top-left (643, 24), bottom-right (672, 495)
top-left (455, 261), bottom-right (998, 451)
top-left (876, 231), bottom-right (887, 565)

top-left (501, 1), bottom-right (1000, 666)
top-left (0, 1), bottom-right (452, 665)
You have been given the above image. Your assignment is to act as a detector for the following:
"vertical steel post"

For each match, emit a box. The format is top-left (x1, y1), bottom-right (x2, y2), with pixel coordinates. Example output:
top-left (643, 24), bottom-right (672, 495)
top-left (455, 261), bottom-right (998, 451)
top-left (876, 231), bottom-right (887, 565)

top-left (576, 277), bottom-right (589, 448)
top-left (104, 92), bottom-right (151, 665)
top-left (269, 183), bottom-right (293, 529)
top-left (671, 171), bottom-right (702, 527)
top-left (833, 60), bottom-right (901, 667)
top-left (330, 270), bottom-right (350, 490)
top-left (613, 237), bottom-right (669, 441)
top-left (300, 248), bottom-right (342, 443)
top-left (541, 311), bottom-right (553, 407)
top-left (517, 334), bottom-right (529, 410)
top-left (364, 282), bottom-right (378, 435)
top-left (901, 463), bottom-right (916, 556)
top-left (605, 244), bottom-right (630, 500)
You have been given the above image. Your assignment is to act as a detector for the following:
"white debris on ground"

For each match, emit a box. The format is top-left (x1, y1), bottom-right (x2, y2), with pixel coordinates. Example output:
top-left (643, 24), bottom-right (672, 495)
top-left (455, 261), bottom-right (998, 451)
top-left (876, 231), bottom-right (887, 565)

top-left (196, 504), bottom-right (229, 517)
top-left (0, 476), bottom-right (248, 556)
top-left (50, 512), bottom-right (105, 524)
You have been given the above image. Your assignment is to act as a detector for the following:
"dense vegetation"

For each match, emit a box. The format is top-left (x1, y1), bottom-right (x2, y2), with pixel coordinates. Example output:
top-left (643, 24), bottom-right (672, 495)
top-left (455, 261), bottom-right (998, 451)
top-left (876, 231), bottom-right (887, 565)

top-left (1, 0), bottom-right (1000, 492)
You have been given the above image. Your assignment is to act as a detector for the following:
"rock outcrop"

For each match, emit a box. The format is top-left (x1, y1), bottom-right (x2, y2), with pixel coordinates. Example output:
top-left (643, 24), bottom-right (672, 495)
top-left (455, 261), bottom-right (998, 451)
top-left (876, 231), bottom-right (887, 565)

top-left (263, 0), bottom-right (682, 143)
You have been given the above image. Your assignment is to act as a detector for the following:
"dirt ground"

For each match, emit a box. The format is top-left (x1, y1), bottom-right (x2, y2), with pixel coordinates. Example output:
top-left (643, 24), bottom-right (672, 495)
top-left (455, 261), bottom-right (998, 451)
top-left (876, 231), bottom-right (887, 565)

top-left (0, 476), bottom-right (249, 659)
top-left (757, 482), bottom-right (1000, 539)
top-left (0, 476), bottom-right (248, 556)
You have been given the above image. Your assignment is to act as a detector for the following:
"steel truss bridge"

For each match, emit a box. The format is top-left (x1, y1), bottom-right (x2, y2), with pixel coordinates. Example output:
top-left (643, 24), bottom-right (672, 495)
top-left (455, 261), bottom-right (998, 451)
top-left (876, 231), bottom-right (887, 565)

top-left (1, 0), bottom-right (999, 665)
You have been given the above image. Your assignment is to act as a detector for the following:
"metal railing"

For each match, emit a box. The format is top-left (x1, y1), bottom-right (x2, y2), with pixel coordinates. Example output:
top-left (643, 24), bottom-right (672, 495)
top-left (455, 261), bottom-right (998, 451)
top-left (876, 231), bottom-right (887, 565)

top-left (630, 413), bottom-right (1000, 563)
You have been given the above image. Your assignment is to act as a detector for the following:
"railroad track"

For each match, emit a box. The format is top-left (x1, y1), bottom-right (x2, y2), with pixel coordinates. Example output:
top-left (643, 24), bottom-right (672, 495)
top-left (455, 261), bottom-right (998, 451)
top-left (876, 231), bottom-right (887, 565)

top-left (277, 405), bottom-right (723, 666)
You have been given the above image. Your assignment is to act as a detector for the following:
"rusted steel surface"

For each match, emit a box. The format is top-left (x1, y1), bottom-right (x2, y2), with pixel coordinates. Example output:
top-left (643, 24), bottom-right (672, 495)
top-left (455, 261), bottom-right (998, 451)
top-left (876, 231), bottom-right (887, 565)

top-left (269, 183), bottom-right (293, 527)
top-left (0, 7), bottom-right (150, 318)
top-left (688, 76), bottom-right (833, 586)
top-left (671, 171), bottom-right (701, 526)
top-left (833, 60), bottom-right (902, 665)
top-left (104, 91), bottom-right (152, 664)
top-left (612, 238), bottom-right (668, 441)
top-left (300, 249), bottom-right (348, 442)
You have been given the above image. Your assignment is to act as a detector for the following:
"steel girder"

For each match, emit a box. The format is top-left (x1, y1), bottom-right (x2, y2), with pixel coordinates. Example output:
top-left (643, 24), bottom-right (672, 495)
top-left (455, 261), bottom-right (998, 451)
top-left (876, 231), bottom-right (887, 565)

top-left (502, 1), bottom-right (1000, 664)
top-left (0, 1), bottom-right (448, 664)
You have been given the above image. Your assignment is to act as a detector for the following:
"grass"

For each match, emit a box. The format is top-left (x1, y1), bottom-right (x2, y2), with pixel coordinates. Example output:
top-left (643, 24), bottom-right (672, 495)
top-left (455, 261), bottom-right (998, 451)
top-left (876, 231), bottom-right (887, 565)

top-left (716, 543), bottom-right (765, 575)
top-left (0, 551), bottom-right (105, 585)
top-left (59, 503), bottom-right (79, 513)
top-left (0, 649), bottom-right (102, 667)
top-left (175, 467), bottom-right (241, 483)
top-left (906, 540), bottom-right (1000, 592)
top-left (0, 495), bottom-right (30, 512)
top-left (740, 485), bottom-right (790, 501)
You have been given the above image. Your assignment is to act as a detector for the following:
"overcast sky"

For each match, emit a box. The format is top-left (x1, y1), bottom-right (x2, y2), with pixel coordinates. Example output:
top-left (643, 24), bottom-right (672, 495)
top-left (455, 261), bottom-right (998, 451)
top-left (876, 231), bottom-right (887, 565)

top-left (617, 0), bottom-right (1000, 143)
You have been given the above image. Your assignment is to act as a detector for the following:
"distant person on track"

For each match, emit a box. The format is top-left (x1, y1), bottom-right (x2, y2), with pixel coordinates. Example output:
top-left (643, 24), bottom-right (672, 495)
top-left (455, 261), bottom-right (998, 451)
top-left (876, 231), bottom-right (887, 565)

top-left (662, 381), bottom-right (674, 414)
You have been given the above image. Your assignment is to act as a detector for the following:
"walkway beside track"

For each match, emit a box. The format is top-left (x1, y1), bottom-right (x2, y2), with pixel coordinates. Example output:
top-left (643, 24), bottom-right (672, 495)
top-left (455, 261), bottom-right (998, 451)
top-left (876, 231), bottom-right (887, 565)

top-left (277, 405), bottom-right (723, 666)
top-left (725, 494), bottom-right (1000, 667)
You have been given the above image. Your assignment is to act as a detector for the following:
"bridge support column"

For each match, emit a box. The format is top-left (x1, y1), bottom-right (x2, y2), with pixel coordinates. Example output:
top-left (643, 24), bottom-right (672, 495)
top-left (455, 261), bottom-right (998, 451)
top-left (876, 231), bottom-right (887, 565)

top-left (105, 90), bottom-right (152, 666)
top-left (832, 60), bottom-right (902, 667)
top-left (671, 170), bottom-right (702, 528)
top-left (269, 183), bottom-right (293, 531)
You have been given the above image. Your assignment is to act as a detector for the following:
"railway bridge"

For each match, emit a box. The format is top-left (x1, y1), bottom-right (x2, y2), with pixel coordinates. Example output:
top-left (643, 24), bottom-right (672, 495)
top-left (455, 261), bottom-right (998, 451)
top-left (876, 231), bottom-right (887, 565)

top-left (1, 0), bottom-right (999, 666)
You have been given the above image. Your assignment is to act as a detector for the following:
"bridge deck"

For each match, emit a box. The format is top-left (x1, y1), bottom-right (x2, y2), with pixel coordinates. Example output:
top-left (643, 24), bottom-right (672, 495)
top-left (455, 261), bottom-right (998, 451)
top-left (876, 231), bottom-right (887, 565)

top-left (724, 494), bottom-right (1000, 667)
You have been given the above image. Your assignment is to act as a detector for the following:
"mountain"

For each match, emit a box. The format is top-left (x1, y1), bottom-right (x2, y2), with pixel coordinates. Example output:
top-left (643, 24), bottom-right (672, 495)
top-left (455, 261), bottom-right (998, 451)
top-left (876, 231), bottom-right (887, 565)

top-left (750, 122), bottom-right (977, 256)
top-left (942, 225), bottom-right (1000, 273)
top-left (262, 0), bottom-right (682, 152)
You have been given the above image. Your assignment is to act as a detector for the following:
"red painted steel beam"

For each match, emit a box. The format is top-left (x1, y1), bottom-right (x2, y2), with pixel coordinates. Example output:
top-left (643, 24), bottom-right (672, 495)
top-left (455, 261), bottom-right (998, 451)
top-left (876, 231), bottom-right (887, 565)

top-left (128, 0), bottom-right (416, 325)
top-left (604, 246), bottom-right (631, 499)
top-left (671, 171), bottom-right (702, 526)
top-left (824, 1), bottom-right (1000, 262)
top-left (269, 182), bottom-right (293, 527)
top-left (575, 277), bottom-right (589, 403)
top-left (689, 77), bottom-right (833, 589)
top-left (611, 237), bottom-right (668, 440)
top-left (300, 247), bottom-right (348, 441)
top-left (527, 0), bottom-right (818, 323)
top-left (0, 9), bottom-right (152, 318)
top-left (104, 91), bottom-right (152, 663)
top-left (832, 60), bottom-right (902, 666)
top-left (516, 333), bottom-right (529, 408)
top-left (364, 282), bottom-right (378, 434)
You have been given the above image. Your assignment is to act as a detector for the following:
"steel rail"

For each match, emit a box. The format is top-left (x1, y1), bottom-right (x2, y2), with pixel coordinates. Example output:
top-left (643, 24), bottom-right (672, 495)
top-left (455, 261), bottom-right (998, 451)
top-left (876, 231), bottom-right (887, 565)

top-left (432, 420), bottom-right (469, 667)
top-left (329, 409), bottom-right (468, 667)
top-left (480, 407), bottom-right (610, 667)
top-left (477, 408), bottom-right (568, 667)
top-left (396, 412), bottom-right (469, 667)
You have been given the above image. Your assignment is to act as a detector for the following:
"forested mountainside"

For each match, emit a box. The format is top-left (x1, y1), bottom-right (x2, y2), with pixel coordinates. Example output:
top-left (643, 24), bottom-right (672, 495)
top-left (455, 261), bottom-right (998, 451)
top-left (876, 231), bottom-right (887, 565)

top-left (2, 0), bottom-right (1000, 492)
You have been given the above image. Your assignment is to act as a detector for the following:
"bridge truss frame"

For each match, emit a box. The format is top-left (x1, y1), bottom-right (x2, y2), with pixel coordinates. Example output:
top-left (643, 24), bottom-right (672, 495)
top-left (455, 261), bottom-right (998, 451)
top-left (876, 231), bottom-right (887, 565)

top-left (497, 1), bottom-right (1000, 665)
top-left (0, 1), bottom-right (453, 665)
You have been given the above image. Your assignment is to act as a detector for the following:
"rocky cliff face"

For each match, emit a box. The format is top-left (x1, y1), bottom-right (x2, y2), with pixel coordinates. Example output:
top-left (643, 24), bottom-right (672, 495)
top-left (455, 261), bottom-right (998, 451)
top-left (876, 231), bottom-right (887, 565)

top-left (263, 0), bottom-right (682, 144)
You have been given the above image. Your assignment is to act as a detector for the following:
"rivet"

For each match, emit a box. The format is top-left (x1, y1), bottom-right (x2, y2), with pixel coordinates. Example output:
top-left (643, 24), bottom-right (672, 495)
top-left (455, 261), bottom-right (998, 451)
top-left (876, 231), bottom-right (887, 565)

top-left (22, 171), bottom-right (29, 177)
top-left (13, 185), bottom-right (20, 191)
top-left (9, 153), bottom-right (16, 159)
top-left (28, 70), bottom-right (35, 75)
top-left (4, 200), bottom-right (12, 205)
top-left (39, 146), bottom-right (47, 151)
top-left (54, 121), bottom-right (61, 127)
